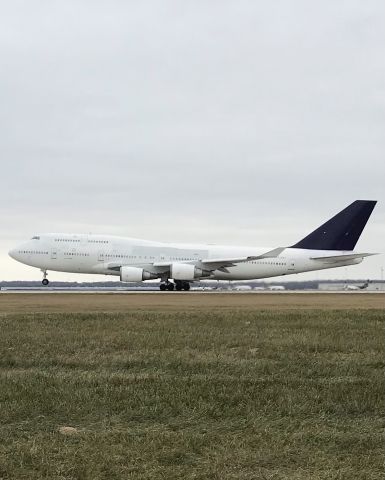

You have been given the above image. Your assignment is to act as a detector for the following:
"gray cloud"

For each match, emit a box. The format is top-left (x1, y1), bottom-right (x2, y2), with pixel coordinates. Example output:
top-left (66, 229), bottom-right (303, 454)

top-left (1, 0), bottom-right (384, 280)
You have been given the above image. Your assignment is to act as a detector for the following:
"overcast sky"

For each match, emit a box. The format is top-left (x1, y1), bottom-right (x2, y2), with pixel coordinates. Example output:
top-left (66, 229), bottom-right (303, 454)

top-left (1, 0), bottom-right (384, 282)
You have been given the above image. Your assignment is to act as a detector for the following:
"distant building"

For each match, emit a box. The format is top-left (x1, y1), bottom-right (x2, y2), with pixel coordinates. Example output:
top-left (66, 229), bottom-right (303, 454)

top-left (318, 282), bottom-right (385, 291)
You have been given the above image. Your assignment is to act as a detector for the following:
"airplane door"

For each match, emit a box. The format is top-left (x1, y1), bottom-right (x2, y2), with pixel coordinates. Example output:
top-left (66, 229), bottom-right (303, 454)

top-left (51, 249), bottom-right (57, 260)
top-left (98, 251), bottom-right (105, 262)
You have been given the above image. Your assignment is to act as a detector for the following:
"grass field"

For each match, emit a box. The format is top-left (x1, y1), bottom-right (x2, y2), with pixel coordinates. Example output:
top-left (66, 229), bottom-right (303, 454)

top-left (0, 295), bottom-right (384, 479)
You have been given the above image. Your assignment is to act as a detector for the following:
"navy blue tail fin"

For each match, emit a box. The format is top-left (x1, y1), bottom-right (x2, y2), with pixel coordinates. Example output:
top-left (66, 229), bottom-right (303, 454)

top-left (291, 200), bottom-right (377, 251)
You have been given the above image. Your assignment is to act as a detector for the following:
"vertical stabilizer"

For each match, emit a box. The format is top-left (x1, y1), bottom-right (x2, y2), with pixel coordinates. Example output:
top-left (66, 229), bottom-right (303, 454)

top-left (291, 200), bottom-right (377, 250)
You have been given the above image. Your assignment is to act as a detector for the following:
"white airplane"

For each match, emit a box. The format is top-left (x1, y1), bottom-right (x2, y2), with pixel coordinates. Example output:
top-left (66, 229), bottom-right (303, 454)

top-left (234, 285), bottom-right (253, 291)
top-left (268, 285), bottom-right (286, 291)
top-left (344, 280), bottom-right (370, 291)
top-left (8, 200), bottom-right (378, 291)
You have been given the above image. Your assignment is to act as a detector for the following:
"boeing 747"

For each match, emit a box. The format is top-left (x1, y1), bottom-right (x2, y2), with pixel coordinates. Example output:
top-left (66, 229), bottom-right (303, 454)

top-left (8, 200), bottom-right (378, 291)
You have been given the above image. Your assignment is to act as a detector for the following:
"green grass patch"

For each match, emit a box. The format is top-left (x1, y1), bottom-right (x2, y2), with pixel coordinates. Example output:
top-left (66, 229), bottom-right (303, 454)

top-left (0, 309), bottom-right (384, 479)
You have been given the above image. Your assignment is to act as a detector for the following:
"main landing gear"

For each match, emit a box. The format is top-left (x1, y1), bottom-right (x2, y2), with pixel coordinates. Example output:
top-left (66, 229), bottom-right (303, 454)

top-left (159, 280), bottom-right (190, 291)
top-left (41, 270), bottom-right (49, 286)
top-left (160, 282), bottom-right (174, 291)
top-left (177, 281), bottom-right (190, 291)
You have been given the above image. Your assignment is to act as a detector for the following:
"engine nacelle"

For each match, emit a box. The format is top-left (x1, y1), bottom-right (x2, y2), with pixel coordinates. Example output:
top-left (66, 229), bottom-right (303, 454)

top-left (120, 266), bottom-right (157, 282)
top-left (170, 263), bottom-right (203, 281)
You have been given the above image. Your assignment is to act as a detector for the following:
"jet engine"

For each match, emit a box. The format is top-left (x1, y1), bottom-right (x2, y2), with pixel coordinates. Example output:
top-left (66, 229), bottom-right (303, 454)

top-left (170, 263), bottom-right (205, 280)
top-left (120, 266), bottom-right (157, 282)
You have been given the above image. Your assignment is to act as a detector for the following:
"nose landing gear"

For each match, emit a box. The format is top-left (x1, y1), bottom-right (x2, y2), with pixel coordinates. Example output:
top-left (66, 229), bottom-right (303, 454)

top-left (41, 270), bottom-right (49, 286)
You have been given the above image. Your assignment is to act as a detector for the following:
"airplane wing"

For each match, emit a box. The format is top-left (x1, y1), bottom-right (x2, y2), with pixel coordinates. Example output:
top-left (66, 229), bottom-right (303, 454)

top-left (152, 247), bottom-right (285, 270)
top-left (310, 252), bottom-right (377, 263)
top-left (108, 247), bottom-right (285, 273)
top-left (198, 247), bottom-right (285, 270)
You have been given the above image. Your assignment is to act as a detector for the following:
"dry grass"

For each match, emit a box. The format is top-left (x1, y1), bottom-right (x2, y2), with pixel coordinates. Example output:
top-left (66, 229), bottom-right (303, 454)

top-left (0, 292), bottom-right (384, 314)
top-left (0, 307), bottom-right (384, 479)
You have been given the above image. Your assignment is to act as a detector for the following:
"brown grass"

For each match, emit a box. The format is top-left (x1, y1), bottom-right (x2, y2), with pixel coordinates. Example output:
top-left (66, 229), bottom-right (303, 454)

top-left (0, 292), bottom-right (384, 314)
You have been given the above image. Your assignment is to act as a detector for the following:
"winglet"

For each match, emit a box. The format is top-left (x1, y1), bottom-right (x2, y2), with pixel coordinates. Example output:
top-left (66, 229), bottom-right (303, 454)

top-left (248, 247), bottom-right (285, 260)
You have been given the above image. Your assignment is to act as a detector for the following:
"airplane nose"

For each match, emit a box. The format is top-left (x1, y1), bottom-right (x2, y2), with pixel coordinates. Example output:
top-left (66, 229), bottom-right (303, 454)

top-left (8, 248), bottom-right (17, 260)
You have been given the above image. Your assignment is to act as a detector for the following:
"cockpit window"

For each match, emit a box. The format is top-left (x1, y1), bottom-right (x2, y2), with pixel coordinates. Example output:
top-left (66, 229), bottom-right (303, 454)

top-left (31, 236), bottom-right (40, 240)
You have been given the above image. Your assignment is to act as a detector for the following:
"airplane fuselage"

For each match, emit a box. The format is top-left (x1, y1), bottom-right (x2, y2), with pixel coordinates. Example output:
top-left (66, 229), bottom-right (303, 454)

top-left (9, 233), bottom-right (363, 281)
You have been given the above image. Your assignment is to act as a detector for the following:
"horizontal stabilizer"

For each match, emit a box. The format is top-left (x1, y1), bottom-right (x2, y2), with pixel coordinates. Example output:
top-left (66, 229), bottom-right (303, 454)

top-left (310, 252), bottom-right (377, 263)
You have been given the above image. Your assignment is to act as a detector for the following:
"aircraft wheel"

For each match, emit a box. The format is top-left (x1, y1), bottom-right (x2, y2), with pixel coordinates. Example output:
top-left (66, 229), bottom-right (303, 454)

top-left (175, 282), bottom-right (183, 291)
top-left (159, 283), bottom-right (167, 291)
top-left (42, 278), bottom-right (49, 286)
top-left (167, 282), bottom-right (175, 291)
top-left (183, 282), bottom-right (190, 291)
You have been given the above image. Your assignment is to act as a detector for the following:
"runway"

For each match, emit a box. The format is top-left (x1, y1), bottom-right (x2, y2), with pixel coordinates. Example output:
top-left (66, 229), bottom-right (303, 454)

top-left (0, 292), bottom-right (383, 313)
